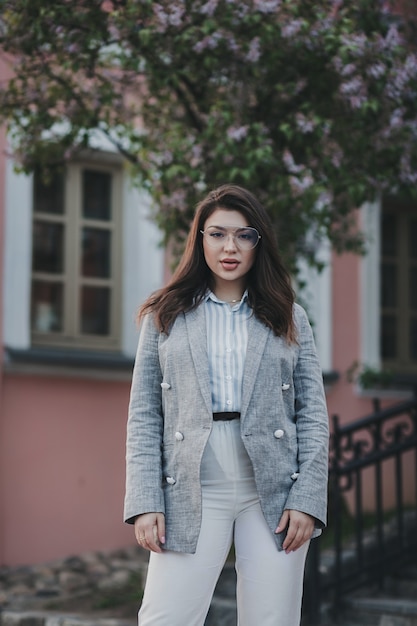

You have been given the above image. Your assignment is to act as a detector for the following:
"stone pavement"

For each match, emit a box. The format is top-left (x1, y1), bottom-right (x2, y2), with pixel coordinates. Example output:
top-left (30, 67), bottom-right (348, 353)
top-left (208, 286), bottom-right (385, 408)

top-left (0, 546), bottom-right (237, 626)
top-left (0, 545), bottom-right (147, 626)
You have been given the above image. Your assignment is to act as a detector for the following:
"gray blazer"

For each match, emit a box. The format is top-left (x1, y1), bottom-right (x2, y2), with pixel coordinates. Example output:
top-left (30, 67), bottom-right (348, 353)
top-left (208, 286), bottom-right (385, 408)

top-left (124, 303), bottom-right (329, 553)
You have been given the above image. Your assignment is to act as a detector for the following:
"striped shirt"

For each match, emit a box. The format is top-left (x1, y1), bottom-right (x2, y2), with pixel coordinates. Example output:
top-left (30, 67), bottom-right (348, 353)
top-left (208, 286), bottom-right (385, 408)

top-left (204, 290), bottom-right (251, 413)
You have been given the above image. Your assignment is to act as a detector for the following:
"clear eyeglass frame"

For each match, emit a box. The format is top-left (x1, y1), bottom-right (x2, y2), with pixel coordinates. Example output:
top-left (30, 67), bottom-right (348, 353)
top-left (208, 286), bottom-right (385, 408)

top-left (200, 226), bottom-right (261, 250)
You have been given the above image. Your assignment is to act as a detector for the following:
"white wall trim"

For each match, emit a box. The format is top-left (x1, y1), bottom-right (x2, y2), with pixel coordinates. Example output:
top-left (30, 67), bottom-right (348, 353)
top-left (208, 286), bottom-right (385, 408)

top-left (121, 181), bottom-right (164, 357)
top-left (3, 158), bottom-right (33, 350)
top-left (297, 240), bottom-right (332, 372)
top-left (360, 199), bottom-right (381, 369)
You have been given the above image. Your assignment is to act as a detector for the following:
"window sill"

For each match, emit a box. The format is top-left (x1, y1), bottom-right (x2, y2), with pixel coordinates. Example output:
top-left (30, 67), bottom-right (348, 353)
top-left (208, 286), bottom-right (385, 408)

top-left (4, 346), bottom-right (134, 381)
top-left (354, 373), bottom-right (417, 401)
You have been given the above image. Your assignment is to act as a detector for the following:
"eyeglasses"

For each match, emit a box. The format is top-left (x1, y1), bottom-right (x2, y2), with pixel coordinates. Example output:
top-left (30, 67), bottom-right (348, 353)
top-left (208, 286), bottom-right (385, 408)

top-left (200, 226), bottom-right (261, 250)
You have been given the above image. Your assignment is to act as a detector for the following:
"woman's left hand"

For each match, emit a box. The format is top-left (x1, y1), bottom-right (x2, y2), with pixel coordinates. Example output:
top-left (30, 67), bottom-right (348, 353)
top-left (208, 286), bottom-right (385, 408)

top-left (275, 509), bottom-right (315, 553)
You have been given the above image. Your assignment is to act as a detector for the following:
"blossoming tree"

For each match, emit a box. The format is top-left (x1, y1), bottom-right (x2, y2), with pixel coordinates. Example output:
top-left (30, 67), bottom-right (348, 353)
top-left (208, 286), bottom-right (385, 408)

top-left (1, 0), bottom-right (416, 269)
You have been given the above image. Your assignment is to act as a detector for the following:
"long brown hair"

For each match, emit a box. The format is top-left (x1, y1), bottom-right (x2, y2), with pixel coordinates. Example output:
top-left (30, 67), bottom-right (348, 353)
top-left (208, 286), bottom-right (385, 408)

top-left (139, 184), bottom-right (296, 341)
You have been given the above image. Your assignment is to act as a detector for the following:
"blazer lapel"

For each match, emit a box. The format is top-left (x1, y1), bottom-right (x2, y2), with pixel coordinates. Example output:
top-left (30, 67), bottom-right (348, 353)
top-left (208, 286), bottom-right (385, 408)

top-left (184, 305), bottom-right (213, 417)
top-left (184, 306), bottom-right (272, 419)
top-left (241, 315), bottom-right (271, 418)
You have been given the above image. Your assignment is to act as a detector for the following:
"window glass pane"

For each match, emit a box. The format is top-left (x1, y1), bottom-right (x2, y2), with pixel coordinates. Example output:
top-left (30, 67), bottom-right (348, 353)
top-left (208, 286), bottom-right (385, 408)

top-left (381, 213), bottom-right (397, 256)
top-left (81, 287), bottom-right (110, 335)
top-left (381, 263), bottom-right (397, 308)
top-left (34, 170), bottom-right (64, 214)
top-left (410, 219), bottom-right (417, 259)
top-left (82, 170), bottom-right (112, 220)
top-left (82, 228), bottom-right (111, 278)
top-left (381, 314), bottom-right (397, 359)
top-left (32, 222), bottom-right (64, 273)
top-left (31, 281), bottom-right (63, 332)
top-left (410, 267), bottom-right (417, 311)
top-left (411, 318), bottom-right (417, 361)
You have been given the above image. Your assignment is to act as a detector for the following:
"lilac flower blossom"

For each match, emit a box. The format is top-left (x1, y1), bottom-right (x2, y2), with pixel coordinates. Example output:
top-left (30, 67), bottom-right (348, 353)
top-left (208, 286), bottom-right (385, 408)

top-left (400, 151), bottom-right (417, 184)
top-left (390, 108), bottom-right (404, 130)
top-left (385, 55), bottom-right (417, 101)
top-left (283, 149), bottom-right (305, 174)
top-left (295, 112), bottom-right (315, 134)
top-left (227, 125), bottom-right (249, 141)
top-left (161, 189), bottom-right (188, 211)
top-left (253, 0), bottom-right (281, 14)
top-left (281, 19), bottom-right (304, 39)
top-left (383, 24), bottom-right (402, 49)
top-left (153, 3), bottom-right (185, 32)
top-left (289, 174), bottom-right (314, 196)
top-left (339, 76), bottom-right (366, 99)
top-left (340, 33), bottom-right (367, 57)
top-left (190, 143), bottom-right (203, 167)
top-left (340, 63), bottom-right (357, 77)
top-left (246, 37), bottom-right (261, 63)
top-left (366, 63), bottom-right (385, 79)
top-left (193, 32), bottom-right (222, 53)
top-left (199, 0), bottom-right (219, 16)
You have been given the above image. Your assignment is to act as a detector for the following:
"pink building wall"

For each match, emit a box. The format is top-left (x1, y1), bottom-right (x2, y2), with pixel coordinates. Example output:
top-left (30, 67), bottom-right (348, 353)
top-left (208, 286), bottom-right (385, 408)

top-left (1, 374), bottom-right (134, 566)
top-left (0, 126), bottom-right (7, 568)
top-left (327, 250), bottom-right (364, 424)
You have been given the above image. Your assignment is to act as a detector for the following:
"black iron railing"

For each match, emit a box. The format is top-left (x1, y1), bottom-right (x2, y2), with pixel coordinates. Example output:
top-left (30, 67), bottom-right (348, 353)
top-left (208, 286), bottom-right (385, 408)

top-left (304, 392), bottom-right (417, 624)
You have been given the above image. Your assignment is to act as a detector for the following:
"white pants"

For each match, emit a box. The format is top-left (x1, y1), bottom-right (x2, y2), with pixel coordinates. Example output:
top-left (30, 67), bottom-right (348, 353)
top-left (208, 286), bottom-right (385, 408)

top-left (138, 419), bottom-right (309, 626)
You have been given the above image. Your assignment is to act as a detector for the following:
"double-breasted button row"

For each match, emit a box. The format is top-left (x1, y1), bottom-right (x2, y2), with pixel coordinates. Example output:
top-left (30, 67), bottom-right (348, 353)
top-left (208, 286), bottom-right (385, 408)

top-left (174, 425), bottom-right (285, 441)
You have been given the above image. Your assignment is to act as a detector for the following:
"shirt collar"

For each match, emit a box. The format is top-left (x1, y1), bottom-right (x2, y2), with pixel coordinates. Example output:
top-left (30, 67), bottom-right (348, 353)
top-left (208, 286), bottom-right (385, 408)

top-left (205, 289), bottom-right (248, 306)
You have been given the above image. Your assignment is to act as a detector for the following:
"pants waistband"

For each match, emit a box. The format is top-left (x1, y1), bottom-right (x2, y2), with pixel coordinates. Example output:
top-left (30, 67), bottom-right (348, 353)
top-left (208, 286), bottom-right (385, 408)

top-left (213, 412), bottom-right (240, 421)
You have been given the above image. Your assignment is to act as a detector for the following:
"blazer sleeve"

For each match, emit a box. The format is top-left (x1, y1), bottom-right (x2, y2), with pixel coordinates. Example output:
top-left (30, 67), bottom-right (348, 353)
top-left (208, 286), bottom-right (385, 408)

top-left (283, 304), bottom-right (330, 528)
top-left (124, 313), bottom-right (165, 524)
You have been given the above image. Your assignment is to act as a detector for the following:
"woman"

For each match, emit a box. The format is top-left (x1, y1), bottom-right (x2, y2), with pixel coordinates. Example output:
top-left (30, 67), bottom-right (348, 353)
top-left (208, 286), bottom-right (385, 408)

top-left (124, 184), bottom-right (329, 626)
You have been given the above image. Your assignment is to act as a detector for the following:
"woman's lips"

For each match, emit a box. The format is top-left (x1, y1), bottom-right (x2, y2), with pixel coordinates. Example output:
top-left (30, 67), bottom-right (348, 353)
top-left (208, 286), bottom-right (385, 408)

top-left (221, 259), bottom-right (240, 270)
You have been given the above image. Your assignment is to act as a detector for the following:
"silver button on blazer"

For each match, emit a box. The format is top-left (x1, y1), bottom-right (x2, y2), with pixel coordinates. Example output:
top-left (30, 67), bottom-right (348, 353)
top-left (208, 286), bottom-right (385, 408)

top-left (124, 303), bottom-right (329, 553)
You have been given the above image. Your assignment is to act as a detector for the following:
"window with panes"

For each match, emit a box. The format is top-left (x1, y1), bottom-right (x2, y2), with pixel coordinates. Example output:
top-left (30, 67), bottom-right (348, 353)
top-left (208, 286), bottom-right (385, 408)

top-left (380, 200), bottom-right (417, 375)
top-left (31, 162), bottom-right (122, 350)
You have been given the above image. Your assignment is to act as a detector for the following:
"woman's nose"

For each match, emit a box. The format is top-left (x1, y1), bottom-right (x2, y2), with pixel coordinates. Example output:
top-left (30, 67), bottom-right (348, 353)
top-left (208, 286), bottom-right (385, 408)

top-left (224, 233), bottom-right (237, 251)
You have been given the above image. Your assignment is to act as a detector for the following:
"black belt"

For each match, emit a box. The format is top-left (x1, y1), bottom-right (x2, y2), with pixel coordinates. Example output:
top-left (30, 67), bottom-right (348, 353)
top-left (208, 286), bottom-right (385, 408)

top-left (213, 412), bottom-right (240, 421)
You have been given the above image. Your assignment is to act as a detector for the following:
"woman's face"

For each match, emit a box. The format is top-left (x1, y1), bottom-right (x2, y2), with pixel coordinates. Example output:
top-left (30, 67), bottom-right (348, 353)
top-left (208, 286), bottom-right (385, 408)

top-left (202, 208), bottom-right (256, 293)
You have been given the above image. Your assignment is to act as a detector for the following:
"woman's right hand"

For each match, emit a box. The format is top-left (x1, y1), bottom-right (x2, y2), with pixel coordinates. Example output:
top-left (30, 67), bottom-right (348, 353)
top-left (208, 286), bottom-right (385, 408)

top-left (134, 513), bottom-right (166, 553)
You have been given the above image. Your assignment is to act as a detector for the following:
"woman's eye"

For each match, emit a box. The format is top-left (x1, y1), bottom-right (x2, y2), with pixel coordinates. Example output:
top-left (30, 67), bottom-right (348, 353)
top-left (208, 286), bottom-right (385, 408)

top-left (210, 231), bottom-right (225, 239)
top-left (238, 231), bottom-right (254, 242)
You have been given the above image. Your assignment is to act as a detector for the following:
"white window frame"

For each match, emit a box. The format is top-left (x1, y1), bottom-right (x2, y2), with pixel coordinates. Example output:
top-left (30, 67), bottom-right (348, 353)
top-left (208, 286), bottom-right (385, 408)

top-left (360, 199), bottom-right (382, 370)
top-left (3, 151), bottom-right (164, 361)
top-left (360, 198), bottom-right (415, 397)
top-left (31, 160), bottom-right (123, 350)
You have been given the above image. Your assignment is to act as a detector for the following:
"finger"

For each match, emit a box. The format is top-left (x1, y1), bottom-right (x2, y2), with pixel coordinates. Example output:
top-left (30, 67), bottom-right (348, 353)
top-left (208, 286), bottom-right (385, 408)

top-left (135, 528), bottom-right (147, 547)
top-left (134, 522), bottom-right (143, 544)
top-left (285, 522), bottom-right (313, 553)
top-left (156, 513), bottom-right (166, 545)
top-left (146, 526), bottom-right (163, 553)
top-left (275, 510), bottom-right (289, 534)
top-left (283, 522), bottom-right (299, 552)
top-left (136, 532), bottom-right (147, 549)
top-left (285, 530), bottom-right (302, 552)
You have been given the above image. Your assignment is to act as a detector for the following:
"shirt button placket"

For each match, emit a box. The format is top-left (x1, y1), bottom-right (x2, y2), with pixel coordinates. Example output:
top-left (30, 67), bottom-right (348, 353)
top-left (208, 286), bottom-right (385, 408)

top-left (225, 313), bottom-right (233, 408)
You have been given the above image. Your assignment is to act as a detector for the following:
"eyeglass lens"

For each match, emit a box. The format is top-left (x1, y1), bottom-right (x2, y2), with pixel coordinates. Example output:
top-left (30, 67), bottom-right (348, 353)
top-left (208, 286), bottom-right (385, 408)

top-left (202, 226), bottom-right (260, 250)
